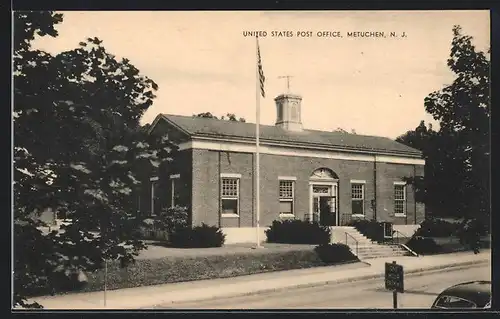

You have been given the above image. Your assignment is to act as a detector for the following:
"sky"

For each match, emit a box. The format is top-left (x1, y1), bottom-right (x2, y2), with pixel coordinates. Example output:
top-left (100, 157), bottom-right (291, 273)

top-left (32, 10), bottom-right (490, 139)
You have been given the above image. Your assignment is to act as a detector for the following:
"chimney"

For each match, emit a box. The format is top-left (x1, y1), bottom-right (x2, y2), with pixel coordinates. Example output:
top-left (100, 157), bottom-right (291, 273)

top-left (274, 93), bottom-right (303, 132)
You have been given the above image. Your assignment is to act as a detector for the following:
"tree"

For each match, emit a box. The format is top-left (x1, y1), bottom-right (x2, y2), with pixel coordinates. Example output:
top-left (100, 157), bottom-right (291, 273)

top-left (333, 127), bottom-right (357, 134)
top-left (424, 25), bottom-right (490, 224)
top-left (397, 26), bottom-right (490, 251)
top-left (396, 121), bottom-right (470, 217)
top-left (14, 12), bottom-right (174, 307)
top-left (194, 112), bottom-right (246, 122)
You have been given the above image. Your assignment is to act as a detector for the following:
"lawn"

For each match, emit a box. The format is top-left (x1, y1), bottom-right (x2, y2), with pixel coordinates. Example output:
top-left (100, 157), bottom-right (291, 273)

top-left (46, 242), bottom-right (359, 296)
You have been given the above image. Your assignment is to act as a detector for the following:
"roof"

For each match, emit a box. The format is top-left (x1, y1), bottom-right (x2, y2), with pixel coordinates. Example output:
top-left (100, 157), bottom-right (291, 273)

top-left (439, 281), bottom-right (491, 307)
top-left (155, 114), bottom-right (423, 157)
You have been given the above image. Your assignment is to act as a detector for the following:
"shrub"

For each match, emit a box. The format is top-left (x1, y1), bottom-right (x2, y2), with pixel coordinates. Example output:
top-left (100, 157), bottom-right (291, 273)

top-left (314, 243), bottom-right (358, 264)
top-left (170, 223), bottom-right (226, 248)
top-left (155, 206), bottom-right (189, 233)
top-left (456, 218), bottom-right (488, 254)
top-left (406, 236), bottom-right (442, 255)
top-left (349, 219), bottom-right (384, 242)
top-left (415, 218), bottom-right (460, 238)
top-left (265, 220), bottom-right (331, 244)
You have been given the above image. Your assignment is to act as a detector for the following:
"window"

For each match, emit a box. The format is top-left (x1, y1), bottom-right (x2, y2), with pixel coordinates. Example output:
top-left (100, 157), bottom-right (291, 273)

top-left (170, 174), bottom-right (180, 207)
top-left (221, 175), bottom-right (240, 217)
top-left (279, 180), bottom-right (295, 216)
top-left (433, 295), bottom-right (477, 309)
top-left (351, 182), bottom-right (365, 216)
top-left (394, 183), bottom-right (406, 216)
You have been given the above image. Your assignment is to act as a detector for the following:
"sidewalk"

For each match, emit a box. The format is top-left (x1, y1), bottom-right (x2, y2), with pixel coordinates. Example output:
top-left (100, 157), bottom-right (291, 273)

top-left (27, 250), bottom-right (490, 310)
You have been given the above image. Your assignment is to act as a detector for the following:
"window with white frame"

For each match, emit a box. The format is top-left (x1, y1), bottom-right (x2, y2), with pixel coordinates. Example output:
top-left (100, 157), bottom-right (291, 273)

top-left (170, 174), bottom-right (180, 207)
top-left (279, 180), bottom-right (295, 216)
top-left (351, 182), bottom-right (365, 216)
top-left (394, 183), bottom-right (407, 216)
top-left (221, 175), bottom-right (240, 216)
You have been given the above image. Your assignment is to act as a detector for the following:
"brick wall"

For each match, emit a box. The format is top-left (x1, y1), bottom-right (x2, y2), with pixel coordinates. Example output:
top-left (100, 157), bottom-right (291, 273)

top-left (191, 150), bottom-right (254, 227)
top-left (191, 149), bottom-right (425, 228)
top-left (375, 162), bottom-right (425, 225)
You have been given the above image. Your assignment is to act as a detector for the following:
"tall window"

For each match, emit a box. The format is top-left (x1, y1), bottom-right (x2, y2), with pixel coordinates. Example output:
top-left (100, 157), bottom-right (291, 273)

top-left (221, 177), bottom-right (239, 216)
top-left (279, 180), bottom-right (295, 216)
top-left (351, 183), bottom-right (365, 216)
top-left (394, 183), bottom-right (407, 216)
top-left (170, 174), bottom-right (180, 207)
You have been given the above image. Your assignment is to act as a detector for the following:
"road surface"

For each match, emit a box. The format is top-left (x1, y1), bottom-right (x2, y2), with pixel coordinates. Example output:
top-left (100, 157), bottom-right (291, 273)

top-left (157, 263), bottom-right (490, 309)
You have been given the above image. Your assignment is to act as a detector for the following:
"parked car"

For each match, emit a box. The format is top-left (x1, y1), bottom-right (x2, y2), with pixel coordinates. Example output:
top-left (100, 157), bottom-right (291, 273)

top-left (431, 281), bottom-right (491, 309)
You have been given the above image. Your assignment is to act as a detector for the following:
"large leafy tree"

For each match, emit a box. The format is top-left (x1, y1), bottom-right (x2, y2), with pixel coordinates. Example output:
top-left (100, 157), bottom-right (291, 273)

top-left (425, 25), bottom-right (490, 225)
top-left (396, 121), bottom-right (471, 217)
top-left (396, 26), bottom-right (490, 231)
top-left (194, 112), bottom-right (246, 122)
top-left (14, 11), bottom-right (174, 308)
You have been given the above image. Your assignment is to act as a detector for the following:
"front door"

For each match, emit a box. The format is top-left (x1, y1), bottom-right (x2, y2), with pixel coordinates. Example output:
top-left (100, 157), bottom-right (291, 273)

top-left (319, 196), bottom-right (337, 226)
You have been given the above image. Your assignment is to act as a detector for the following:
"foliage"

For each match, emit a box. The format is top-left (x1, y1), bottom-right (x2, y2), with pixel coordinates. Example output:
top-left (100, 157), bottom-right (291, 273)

top-left (13, 12), bottom-right (175, 307)
top-left (348, 219), bottom-right (385, 242)
top-left (333, 127), bottom-right (357, 134)
top-left (265, 220), bottom-right (331, 245)
top-left (169, 224), bottom-right (226, 248)
top-left (414, 217), bottom-right (461, 238)
top-left (153, 206), bottom-right (189, 233)
top-left (406, 236), bottom-right (443, 255)
top-left (456, 218), bottom-right (487, 254)
top-left (194, 112), bottom-right (246, 122)
top-left (314, 244), bottom-right (358, 264)
top-left (396, 26), bottom-right (490, 235)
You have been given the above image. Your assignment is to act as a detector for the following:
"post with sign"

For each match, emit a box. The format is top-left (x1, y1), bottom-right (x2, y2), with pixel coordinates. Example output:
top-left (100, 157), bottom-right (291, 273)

top-left (385, 261), bottom-right (404, 309)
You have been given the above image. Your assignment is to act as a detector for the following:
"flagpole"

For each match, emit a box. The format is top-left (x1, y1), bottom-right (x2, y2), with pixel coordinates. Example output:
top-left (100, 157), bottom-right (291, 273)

top-left (255, 36), bottom-right (261, 248)
top-left (255, 37), bottom-right (260, 248)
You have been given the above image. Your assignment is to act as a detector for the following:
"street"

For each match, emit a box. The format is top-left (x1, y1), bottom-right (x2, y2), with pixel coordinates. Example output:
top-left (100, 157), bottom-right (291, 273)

top-left (157, 263), bottom-right (490, 309)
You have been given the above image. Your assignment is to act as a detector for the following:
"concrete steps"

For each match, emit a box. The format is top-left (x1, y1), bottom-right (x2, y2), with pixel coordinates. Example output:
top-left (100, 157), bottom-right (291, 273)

top-left (330, 226), bottom-right (412, 260)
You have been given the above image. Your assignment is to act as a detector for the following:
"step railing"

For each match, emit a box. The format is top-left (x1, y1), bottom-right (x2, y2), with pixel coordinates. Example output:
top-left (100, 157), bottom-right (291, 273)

top-left (392, 229), bottom-right (409, 245)
top-left (392, 229), bottom-right (418, 256)
top-left (345, 231), bottom-right (359, 257)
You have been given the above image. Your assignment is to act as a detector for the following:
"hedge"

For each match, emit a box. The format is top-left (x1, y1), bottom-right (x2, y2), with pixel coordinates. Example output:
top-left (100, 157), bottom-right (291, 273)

top-left (47, 244), bottom-right (358, 295)
top-left (265, 220), bottom-right (331, 244)
top-left (414, 218), bottom-right (460, 238)
top-left (314, 244), bottom-right (358, 264)
top-left (169, 224), bottom-right (226, 248)
top-left (406, 236), bottom-right (443, 255)
top-left (348, 219), bottom-right (385, 242)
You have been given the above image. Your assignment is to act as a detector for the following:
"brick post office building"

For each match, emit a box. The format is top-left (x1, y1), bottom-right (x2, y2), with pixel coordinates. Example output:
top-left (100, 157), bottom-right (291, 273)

top-left (145, 92), bottom-right (425, 243)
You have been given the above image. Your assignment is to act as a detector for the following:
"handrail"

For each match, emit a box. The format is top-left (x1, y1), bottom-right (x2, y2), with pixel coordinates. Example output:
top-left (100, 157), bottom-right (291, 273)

top-left (392, 229), bottom-right (419, 256)
top-left (392, 229), bottom-right (409, 244)
top-left (345, 232), bottom-right (359, 257)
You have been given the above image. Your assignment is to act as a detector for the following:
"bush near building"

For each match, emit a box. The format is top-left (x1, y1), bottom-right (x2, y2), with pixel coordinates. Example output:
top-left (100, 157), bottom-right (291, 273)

top-left (314, 244), bottom-right (358, 264)
top-left (265, 220), bottom-right (331, 245)
top-left (348, 219), bottom-right (385, 243)
top-left (170, 224), bottom-right (226, 248)
top-left (414, 218), bottom-right (460, 238)
top-left (140, 207), bottom-right (226, 248)
top-left (406, 236), bottom-right (443, 255)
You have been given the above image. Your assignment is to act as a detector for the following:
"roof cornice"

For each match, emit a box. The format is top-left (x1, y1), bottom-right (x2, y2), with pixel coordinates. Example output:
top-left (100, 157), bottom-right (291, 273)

top-left (148, 114), bottom-right (192, 136)
top-left (191, 134), bottom-right (423, 159)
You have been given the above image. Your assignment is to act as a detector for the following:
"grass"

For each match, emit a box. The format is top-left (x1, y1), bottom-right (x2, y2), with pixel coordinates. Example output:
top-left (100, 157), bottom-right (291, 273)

top-left (50, 243), bottom-right (359, 295)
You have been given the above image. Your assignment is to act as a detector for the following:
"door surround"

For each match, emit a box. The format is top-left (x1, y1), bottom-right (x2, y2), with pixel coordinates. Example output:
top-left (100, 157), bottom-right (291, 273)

top-left (309, 181), bottom-right (339, 225)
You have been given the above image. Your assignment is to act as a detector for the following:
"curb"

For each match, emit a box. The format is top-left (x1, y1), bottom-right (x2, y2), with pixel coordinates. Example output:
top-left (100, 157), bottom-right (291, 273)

top-left (151, 258), bottom-right (489, 308)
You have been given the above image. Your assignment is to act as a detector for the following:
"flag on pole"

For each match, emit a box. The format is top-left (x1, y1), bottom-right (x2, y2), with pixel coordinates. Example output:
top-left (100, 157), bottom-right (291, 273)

top-left (257, 37), bottom-right (266, 98)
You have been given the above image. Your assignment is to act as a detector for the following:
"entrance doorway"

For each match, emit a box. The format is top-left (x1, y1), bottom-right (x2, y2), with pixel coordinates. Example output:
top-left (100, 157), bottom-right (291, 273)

top-left (309, 168), bottom-right (340, 226)
top-left (311, 185), bottom-right (338, 226)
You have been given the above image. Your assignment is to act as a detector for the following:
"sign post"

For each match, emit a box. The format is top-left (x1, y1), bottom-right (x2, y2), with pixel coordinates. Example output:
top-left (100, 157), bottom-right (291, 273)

top-left (385, 261), bottom-right (404, 309)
